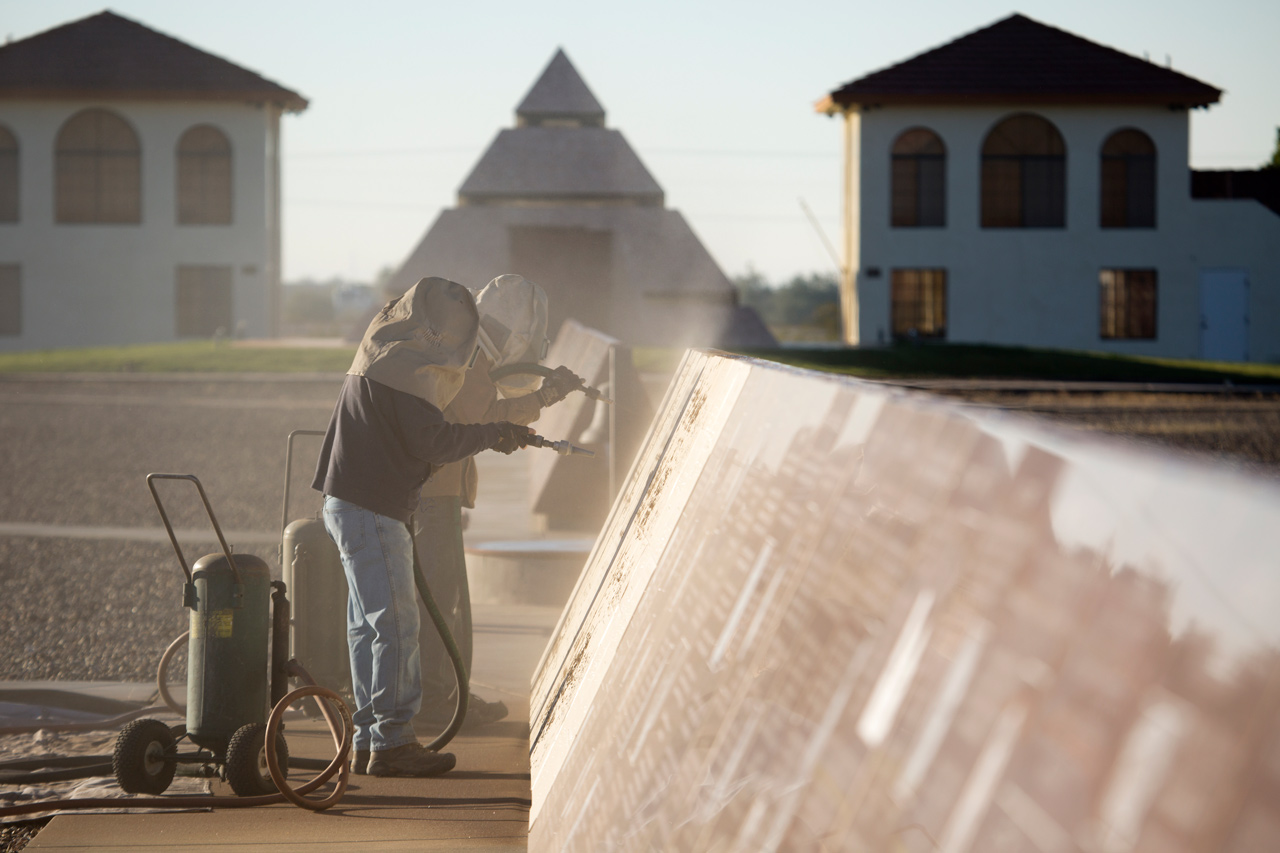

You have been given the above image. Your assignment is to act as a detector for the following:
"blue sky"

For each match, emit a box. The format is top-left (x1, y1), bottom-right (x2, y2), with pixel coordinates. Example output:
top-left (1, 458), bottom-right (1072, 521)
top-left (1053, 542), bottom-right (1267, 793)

top-left (5, 0), bottom-right (1278, 285)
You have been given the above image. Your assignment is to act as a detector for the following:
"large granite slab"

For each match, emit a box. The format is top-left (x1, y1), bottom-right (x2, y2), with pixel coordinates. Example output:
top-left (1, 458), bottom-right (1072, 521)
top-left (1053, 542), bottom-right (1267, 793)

top-left (530, 349), bottom-right (1280, 852)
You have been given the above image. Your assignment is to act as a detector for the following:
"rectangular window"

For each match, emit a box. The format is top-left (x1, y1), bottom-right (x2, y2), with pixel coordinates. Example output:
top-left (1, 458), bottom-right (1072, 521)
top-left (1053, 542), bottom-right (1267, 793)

top-left (892, 156), bottom-right (946, 227)
top-left (0, 265), bottom-right (19, 335)
top-left (55, 152), bottom-right (99, 222)
top-left (891, 158), bottom-right (919, 226)
top-left (917, 157), bottom-right (946, 226)
top-left (1100, 269), bottom-right (1157, 339)
top-left (891, 269), bottom-right (947, 340)
top-left (176, 265), bottom-right (233, 337)
top-left (178, 150), bottom-right (232, 224)
top-left (1101, 159), bottom-right (1156, 228)
top-left (56, 151), bottom-right (141, 224)
top-left (1022, 157), bottom-right (1066, 227)
top-left (1099, 158), bottom-right (1127, 227)
top-left (1125, 158), bottom-right (1156, 227)
top-left (981, 159), bottom-right (1022, 227)
top-left (0, 148), bottom-right (16, 223)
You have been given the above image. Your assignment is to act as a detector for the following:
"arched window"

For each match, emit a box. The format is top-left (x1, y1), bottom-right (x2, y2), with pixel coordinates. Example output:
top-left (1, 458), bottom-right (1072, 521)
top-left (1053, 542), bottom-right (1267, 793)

top-left (55, 109), bottom-right (141, 223)
top-left (1100, 129), bottom-right (1156, 228)
top-left (891, 128), bottom-right (946, 227)
top-left (981, 114), bottom-right (1065, 228)
top-left (177, 125), bottom-right (232, 224)
top-left (0, 125), bottom-right (17, 223)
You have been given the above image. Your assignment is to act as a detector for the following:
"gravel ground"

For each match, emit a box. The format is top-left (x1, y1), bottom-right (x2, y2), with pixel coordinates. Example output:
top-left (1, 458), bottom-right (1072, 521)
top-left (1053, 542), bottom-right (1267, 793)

top-left (0, 376), bottom-right (341, 682)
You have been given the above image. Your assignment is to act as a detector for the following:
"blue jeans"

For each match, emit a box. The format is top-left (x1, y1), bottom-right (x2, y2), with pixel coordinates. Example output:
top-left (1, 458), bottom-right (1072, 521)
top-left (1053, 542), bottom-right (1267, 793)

top-left (322, 495), bottom-right (421, 752)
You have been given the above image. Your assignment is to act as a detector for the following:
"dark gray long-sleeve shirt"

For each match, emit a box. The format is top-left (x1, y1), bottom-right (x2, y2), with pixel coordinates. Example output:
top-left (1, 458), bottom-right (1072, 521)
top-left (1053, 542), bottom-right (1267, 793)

top-left (312, 374), bottom-right (501, 522)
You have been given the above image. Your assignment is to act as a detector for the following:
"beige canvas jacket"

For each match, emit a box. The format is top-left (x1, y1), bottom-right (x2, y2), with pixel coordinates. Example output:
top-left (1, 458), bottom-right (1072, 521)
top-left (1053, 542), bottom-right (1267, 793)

top-left (419, 353), bottom-right (542, 507)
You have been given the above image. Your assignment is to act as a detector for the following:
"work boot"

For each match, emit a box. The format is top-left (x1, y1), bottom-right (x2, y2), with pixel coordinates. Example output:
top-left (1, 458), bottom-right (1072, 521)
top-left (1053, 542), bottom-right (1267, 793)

top-left (368, 742), bottom-right (455, 778)
top-left (352, 749), bottom-right (369, 775)
top-left (464, 696), bottom-right (509, 728)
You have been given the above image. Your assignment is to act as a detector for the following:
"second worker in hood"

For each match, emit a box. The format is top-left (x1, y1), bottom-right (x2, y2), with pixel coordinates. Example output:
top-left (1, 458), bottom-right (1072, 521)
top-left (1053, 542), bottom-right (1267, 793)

top-left (413, 274), bottom-right (582, 729)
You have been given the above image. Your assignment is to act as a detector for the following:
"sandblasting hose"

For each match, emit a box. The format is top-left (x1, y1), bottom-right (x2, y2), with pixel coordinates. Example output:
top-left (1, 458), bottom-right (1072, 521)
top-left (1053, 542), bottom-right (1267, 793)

top-left (156, 629), bottom-right (188, 716)
top-left (409, 526), bottom-right (468, 752)
top-left (0, 666), bottom-right (353, 818)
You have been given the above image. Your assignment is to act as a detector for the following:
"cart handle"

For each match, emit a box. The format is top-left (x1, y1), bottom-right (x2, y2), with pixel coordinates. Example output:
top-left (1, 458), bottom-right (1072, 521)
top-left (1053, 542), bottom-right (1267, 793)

top-left (281, 430), bottom-right (327, 537)
top-left (146, 474), bottom-right (243, 606)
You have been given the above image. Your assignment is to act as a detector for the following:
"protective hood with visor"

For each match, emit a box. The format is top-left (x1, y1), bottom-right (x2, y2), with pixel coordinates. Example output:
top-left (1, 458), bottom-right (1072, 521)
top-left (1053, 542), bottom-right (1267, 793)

top-left (474, 274), bottom-right (550, 398)
top-left (348, 276), bottom-right (479, 410)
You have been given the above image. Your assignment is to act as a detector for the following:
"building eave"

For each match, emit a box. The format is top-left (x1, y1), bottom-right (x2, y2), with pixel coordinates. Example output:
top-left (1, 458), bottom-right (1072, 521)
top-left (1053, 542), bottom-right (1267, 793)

top-left (824, 90), bottom-right (1219, 110)
top-left (0, 86), bottom-right (309, 112)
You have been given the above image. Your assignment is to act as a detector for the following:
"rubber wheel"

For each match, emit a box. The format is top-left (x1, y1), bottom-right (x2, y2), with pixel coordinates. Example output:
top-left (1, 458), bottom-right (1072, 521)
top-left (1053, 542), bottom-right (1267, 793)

top-left (113, 718), bottom-right (177, 795)
top-left (226, 722), bottom-right (289, 797)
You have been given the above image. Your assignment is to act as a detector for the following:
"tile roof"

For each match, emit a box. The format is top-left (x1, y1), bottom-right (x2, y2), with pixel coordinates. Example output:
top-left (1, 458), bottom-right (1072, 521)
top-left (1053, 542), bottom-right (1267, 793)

top-left (458, 127), bottom-right (663, 204)
top-left (516, 49), bottom-right (605, 126)
top-left (821, 13), bottom-right (1220, 111)
top-left (0, 10), bottom-right (307, 111)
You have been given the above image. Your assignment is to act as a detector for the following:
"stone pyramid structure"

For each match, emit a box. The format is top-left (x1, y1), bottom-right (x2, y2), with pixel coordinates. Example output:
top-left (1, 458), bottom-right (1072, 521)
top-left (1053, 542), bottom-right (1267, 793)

top-left (389, 49), bottom-right (764, 347)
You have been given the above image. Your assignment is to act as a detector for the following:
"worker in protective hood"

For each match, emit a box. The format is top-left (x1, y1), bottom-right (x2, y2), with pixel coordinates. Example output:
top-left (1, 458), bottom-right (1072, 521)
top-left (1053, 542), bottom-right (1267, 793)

top-left (414, 274), bottom-right (583, 728)
top-left (347, 275), bottom-right (479, 408)
top-left (475, 273), bottom-right (551, 397)
top-left (312, 276), bottom-right (531, 778)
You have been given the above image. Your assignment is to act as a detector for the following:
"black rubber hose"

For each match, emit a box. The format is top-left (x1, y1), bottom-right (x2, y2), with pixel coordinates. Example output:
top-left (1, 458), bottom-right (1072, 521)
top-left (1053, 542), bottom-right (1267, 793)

top-left (0, 704), bottom-right (172, 736)
top-left (0, 754), bottom-right (115, 786)
top-left (408, 524), bottom-right (469, 752)
top-left (0, 763), bottom-right (114, 785)
top-left (487, 362), bottom-right (556, 381)
top-left (0, 755), bottom-right (111, 772)
top-left (487, 362), bottom-right (610, 402)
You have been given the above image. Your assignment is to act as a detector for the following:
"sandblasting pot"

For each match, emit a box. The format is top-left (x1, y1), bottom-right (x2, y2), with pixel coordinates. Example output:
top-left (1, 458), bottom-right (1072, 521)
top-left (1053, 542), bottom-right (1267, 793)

top-left (186, 552), bottom-right (272, 753)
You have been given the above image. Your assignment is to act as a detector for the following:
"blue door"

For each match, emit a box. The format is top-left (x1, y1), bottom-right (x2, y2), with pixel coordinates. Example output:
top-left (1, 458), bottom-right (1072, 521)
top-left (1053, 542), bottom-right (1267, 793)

top-left (1199, 269), bottom-right (1249, 362)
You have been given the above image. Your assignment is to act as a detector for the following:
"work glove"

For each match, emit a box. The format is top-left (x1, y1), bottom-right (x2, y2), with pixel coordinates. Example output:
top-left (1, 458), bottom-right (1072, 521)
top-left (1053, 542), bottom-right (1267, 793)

top-left (492, 421), bottom-right (532, 455)
top-left (536, 365), bottom-right (584, 407)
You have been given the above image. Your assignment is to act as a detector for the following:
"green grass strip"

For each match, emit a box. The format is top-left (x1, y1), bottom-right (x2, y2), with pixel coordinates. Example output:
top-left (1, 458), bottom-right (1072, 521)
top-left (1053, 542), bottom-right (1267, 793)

top-left (726, 343), bottom-right (1280, 384)
top-left (0, 341), bottom-right (357, 374)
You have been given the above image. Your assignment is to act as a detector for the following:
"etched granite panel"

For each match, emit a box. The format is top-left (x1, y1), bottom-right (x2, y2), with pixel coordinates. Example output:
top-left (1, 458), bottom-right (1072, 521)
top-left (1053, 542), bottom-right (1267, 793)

top-left (530, 351), bottom-right (1280, 852)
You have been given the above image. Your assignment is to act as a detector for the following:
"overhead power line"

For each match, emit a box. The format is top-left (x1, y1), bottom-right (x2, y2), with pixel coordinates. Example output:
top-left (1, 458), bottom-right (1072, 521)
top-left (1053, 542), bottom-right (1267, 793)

top-left (287, 145), bottom-right (836, 160)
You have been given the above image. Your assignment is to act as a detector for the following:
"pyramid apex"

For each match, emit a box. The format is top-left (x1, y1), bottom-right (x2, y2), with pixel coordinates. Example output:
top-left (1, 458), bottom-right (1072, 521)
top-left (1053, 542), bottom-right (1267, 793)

top-left (515, 48), bottom-right (605, 127)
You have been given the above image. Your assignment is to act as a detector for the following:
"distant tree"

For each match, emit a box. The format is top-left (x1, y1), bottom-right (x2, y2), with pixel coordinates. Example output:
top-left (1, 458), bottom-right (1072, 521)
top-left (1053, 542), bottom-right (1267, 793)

top-left (372, 265), bottom-right (398, 295)
top-left (282, 285), bottom-right (335, 324)
top-left (732, 270), bottom-right (839, 336)
top-left (811, 301), bottom-right (841, 339)
top-left (734, 267), bottom-right (776, 323)
top-left (1265, 127), bottom-right (1280, 170)
top-left (773, 273), bottom-right (839, 326)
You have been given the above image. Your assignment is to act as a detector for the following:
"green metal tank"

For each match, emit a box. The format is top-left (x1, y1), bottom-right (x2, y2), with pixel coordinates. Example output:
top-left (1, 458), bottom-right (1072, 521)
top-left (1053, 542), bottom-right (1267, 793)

top-left (186, 552), bottom-right (272, 753)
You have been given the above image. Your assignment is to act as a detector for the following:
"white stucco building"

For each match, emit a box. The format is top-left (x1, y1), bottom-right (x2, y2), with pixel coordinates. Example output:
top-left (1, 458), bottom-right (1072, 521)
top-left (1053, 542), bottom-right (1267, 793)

top-left (819, 14), bottom-right (1280, 362)
top-left (0, 11), bottom-right (307, 351)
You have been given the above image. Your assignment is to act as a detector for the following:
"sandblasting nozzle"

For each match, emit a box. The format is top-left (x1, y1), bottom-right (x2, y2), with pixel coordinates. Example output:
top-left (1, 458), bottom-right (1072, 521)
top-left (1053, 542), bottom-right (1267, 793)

top-left (527, 434), bottom-right (596, 457)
